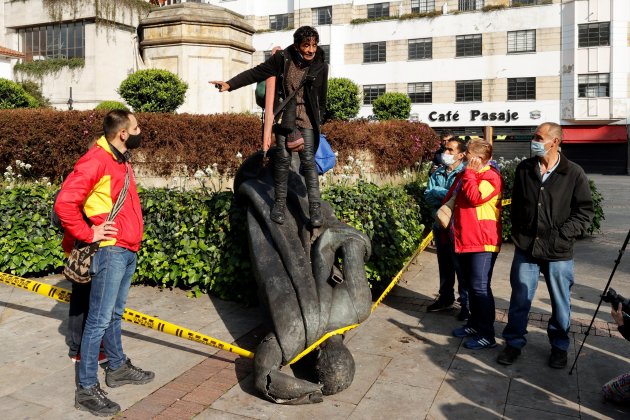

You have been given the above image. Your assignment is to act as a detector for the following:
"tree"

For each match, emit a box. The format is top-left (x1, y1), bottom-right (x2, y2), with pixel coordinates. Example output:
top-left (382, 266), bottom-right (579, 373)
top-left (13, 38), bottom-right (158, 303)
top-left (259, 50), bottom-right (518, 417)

top-left (325, 77), bottom-right (361, 121)
top-left (118, 69), bottom-right (188, 113)
top-left (0, 78), bottom-right (39, 109)
top-left (372, 92), bottom-right (411, 121)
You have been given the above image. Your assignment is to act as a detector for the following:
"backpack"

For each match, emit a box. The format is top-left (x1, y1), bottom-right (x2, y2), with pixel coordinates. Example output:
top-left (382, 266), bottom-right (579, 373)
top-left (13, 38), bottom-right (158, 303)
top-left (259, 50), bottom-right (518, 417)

top-left (50, 189), bottom-right (64, 232)
top-left (255, 81), bottom-right (266, 109)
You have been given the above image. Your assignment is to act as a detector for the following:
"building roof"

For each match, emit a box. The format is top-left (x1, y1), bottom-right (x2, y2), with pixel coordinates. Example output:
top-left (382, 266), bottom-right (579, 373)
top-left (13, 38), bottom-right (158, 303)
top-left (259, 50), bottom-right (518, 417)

top-left (0, 46), bottom-right (25, 58)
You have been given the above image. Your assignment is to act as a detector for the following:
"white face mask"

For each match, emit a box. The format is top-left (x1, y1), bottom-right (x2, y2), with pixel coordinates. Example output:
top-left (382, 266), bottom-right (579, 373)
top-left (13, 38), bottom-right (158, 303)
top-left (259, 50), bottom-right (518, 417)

top-left (441, 153), bottom-right (457, 166)
top-left (531, 141), bottom-right (547, 157)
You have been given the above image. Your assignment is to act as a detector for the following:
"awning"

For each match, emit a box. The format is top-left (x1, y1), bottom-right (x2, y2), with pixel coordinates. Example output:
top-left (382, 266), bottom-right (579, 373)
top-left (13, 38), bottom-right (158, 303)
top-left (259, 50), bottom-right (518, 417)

top-left (562, 125), bottom-right (628, 144)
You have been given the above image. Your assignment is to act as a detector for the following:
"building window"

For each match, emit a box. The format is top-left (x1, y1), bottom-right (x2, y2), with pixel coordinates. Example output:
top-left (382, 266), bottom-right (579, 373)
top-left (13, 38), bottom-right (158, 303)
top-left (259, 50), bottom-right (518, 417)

top-left (578, 22), bottom-right (610, 47)
top-left (313, 6), bottom-right (332, 25)
top-left (578, 73), bottom-right (609, 98)
top-left (363, 41), bottom-right (386, 63)
top-left (510, 0), bottom-right (546, 5)
top-left (507, 77), bottom-right (536, 100)
top-left (456, 80), bottom-right (482, 102)
top-left (408, 38), bottom-right (432, 60)
top-left (270, 14), bottom-right (289, 31)
top-left (458, 0), bottom-right (484, 11)
top-left (319, 44), bottom-right (330, 64)
top-left (456, 34), bottom-right (482, 57)
top-left (408, 82), bottom-right (432, 103)
top-left (411, 0), bottom-right (435, 13)
top-left (18, 21), bottom-right (85, 61)
top-left (507, 30), bottom-right (536, 53)
top-left (363, 84), bottom-right (386, 104)
top-left (367, 2), bottom-right (389, 19)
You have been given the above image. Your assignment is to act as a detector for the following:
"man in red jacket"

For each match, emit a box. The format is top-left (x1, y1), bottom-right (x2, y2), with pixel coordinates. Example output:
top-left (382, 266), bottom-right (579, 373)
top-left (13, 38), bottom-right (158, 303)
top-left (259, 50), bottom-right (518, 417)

top-left (55, 110), bottom-right (154, 417)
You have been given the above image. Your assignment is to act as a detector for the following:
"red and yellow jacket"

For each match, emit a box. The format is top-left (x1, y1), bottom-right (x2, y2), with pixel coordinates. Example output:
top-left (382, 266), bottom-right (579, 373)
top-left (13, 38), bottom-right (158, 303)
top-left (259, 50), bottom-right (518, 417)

top-left (55, 136), bottom-right (144, 254)
top-left (444, 164), bottom-right (502, 254)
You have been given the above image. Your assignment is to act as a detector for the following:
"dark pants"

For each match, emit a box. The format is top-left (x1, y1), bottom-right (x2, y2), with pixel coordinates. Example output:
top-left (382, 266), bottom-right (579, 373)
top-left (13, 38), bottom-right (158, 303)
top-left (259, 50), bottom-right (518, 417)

top-left (434, 226), bottom-right (467, 307)
top-left (458, 252), bottom-right (498, 340)
top-left (67, 281), bottom-right (91, 357)
top-left (274, 127), bottom-right (320, 205)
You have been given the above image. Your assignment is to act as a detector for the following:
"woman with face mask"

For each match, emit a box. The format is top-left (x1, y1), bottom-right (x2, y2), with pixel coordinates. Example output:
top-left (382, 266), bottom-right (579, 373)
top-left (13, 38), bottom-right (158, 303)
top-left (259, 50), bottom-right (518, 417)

top-left (446, 139), bottom-right (503, 351)
top-left (211, 26), bottom-right (328, 228)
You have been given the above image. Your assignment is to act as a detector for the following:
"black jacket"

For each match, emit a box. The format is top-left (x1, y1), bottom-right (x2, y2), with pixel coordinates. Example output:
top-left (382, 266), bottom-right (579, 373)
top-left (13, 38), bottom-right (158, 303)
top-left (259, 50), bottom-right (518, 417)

top-left (511, 154), bottom-right (594, 261)
top-left (226, 46), bottom-right (329, 141)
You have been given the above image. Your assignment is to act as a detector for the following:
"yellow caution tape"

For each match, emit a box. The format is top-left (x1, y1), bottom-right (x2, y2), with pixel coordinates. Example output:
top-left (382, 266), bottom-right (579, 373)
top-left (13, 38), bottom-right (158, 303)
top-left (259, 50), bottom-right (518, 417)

top-left (0, 272), bottom-right (254, 359)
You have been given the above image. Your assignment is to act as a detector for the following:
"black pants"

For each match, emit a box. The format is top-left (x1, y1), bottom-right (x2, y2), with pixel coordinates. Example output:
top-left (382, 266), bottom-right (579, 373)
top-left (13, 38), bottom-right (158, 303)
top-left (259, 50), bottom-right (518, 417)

top-left (67, 281), bottom-right (91, 357)
top-left (274, 127), bottom-right (320, 205)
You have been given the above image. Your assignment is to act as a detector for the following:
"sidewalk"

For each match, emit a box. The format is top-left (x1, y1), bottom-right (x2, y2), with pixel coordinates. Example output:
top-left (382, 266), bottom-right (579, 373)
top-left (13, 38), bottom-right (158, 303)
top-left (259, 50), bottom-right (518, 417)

top-left (1, 174), bottom-right (629, 419)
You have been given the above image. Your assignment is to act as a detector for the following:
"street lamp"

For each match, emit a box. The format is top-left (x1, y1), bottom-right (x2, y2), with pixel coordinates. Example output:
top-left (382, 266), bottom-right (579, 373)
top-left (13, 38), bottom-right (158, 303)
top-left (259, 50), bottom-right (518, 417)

top-left (67, 87), bottom-right (73, 110)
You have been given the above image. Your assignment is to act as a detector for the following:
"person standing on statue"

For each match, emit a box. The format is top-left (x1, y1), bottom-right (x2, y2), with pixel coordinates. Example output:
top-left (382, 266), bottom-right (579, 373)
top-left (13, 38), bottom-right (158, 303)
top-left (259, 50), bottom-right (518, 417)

top-left (211, 26), bottom-right (329, 227)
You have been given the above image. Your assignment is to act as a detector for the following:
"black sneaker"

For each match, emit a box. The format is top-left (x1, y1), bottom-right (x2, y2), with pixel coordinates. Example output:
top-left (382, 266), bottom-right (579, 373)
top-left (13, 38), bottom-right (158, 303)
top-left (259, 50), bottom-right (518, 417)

top-left (548, 347), bottom-right (567, 369)
top-left (427, 299), bottom-right (454, 312)
top-left (457, 306), bottom-right (470, 321)
top-left (105, 358), bottom-right (155, 388)
top-left (75, 384), bottom-right (120, 417)
top-left (497, 345), bottom-right (521, 365)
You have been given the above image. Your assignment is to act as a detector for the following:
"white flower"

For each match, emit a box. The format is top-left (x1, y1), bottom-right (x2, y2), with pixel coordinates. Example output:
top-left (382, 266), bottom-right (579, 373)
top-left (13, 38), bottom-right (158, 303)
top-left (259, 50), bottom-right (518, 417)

top-left (24, 163), bottom-right (32, 169)
top-left (204, 166), bottom-right (214, 176)
top-left (236, 152), bottom-right (243, 159)
top-left (355, 159), bottom-right (361, 166)
top-left (194, 170), bottom-right (205, 178)
top-left (17, 174), bottom-right (22, 178)
top-left (212, 162), bottom-right (218, 169)
top-left (15, 160), bottom-right (22, 166)
top-left (342, 165), bottom-right (352, 172)
top-left (347, 156), bottom-right (355, 163)
top-left (46, 182), bottom-right (51, 186)
top-left (6, 166), bottom-right (13, 172)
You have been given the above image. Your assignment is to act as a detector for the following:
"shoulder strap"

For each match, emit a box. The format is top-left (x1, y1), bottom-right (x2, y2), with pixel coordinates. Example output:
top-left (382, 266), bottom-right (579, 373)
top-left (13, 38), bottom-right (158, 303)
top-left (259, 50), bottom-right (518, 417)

top-left (107, 163), bottom-right (131, 222)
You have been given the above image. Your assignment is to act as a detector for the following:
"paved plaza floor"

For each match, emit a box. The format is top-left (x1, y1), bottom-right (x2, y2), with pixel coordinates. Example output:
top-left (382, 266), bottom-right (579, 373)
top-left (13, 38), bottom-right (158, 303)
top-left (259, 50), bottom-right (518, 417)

top-left (1, 174), bottom-right (629, 419)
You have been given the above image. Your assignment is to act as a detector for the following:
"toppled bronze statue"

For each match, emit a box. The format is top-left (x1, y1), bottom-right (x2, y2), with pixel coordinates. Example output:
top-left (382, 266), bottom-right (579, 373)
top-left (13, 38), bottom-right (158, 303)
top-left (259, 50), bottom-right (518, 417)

top-left (234, 150), bottom-right (372, 404)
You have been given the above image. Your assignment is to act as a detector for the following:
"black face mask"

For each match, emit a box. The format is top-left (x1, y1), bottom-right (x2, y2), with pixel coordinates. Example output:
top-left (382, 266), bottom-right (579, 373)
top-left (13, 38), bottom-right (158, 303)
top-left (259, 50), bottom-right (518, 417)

top-left (125, 132), bottom-right (143, 150)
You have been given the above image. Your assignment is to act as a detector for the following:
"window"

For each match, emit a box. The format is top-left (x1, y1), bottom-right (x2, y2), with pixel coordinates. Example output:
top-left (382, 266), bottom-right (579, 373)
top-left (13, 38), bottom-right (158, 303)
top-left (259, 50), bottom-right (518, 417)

top-left (508, 77), bottom-right (536, 100)
top-left (270, 14), bottom-right (289, 31)
top-left (578, 73), bottom-right (609, 98)
top-left (313, 6), bottom-right (332, 25)
top-left (507, 30), bottom-right (536, 53)
top-left (411, 0), bottom-right (435, 13)
top-left (458, 0), bottom-right (484, 11)
top-left (456, 34), bottom-right (482, 57)
top-left (367, 2), bottom-right (389, 19)
top-left (363, 84), bottom-right (386, 104)
top-left (18, 21), bottom-right (85, 61)
top-left (510, 0), bottom-right (546, 5)
top-left (263, 50), bottom-right (272, 61)
top-left (408, 38), bottom-right (432, 60)
top-left (319, 44), bottom-right (330, 64)
top-left (408, 82), bottom-right (432, 103)
top-left (363, 42), bottom-right (386, 63)
top-left (456, 80), bottom-right (482, 102)
top-left (578, 22), bottom-right (610, 47)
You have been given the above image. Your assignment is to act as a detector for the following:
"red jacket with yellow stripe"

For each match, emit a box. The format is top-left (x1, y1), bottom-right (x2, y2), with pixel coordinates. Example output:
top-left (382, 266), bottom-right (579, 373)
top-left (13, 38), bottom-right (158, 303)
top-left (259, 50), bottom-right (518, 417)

top-left (444, 164), bottom-right (502, 254)
top-left (55, 137), bottom-right (144, 254)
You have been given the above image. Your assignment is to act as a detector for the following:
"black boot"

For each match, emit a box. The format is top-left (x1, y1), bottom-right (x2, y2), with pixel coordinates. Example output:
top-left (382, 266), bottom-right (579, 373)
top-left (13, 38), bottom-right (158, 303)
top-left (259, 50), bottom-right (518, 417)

top-left (270, 201), bottom-right (286, 224)
top-left (310, 202), bottom-right (323, 227)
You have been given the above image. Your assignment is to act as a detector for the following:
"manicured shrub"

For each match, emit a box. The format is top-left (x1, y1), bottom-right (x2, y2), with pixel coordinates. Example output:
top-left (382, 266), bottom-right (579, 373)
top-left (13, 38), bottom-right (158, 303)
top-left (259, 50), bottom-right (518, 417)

top-left (118, 69), bottom-right (188, 113)
top-left (0, 78), bottom-right (39, 109)
top-left (325, 77), bottom-right (361, 121)
top-left (372, 92), bottom-right (411, 121)
top-left (95, 100), bottom-right (129, 111)
top-left (18, 80), bottom-right (50, 107)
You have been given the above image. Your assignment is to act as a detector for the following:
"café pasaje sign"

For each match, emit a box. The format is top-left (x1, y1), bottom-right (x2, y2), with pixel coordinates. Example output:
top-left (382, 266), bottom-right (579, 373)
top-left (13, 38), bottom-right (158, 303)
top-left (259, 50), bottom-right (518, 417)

top-left (429, 109), bottom-right (519, 123)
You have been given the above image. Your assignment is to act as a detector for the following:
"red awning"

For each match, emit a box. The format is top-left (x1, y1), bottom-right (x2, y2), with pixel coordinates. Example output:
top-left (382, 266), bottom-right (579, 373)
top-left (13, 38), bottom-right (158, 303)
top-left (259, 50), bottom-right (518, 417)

top-left (562, 125), bottom-right (628, 144)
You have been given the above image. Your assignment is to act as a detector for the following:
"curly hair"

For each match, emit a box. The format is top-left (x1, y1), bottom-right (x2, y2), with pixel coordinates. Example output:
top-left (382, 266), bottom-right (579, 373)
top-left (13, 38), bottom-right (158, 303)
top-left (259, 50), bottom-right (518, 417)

top-left (293, 26), bottom-right (320, 45)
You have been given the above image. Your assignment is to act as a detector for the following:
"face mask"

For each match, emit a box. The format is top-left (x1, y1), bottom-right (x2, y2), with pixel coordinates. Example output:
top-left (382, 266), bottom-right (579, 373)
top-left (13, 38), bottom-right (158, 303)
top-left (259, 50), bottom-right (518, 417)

top-left (125, 132), bottom-right (143, 150)
top-left (531, 141), bottom-right (546, 157)
top-left (441, 153), bottom-right (456, 166)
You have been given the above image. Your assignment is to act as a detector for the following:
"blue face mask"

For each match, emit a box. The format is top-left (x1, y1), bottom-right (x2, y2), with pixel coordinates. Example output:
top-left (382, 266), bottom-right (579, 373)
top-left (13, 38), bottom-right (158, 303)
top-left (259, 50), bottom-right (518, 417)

top-left (531, 141), bottom-right (547, 157)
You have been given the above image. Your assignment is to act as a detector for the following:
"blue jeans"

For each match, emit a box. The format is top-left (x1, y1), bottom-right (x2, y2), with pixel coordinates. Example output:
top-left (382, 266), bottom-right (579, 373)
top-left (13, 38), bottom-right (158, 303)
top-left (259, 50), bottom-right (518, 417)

top-left (78, 246), bottom-right (136, 389)
top-left (458, 252), bottom-right (498, 340)
top-left (502, 247), bottom-right (574, 351)
top-left (434, 226), bottom-right (468, 307)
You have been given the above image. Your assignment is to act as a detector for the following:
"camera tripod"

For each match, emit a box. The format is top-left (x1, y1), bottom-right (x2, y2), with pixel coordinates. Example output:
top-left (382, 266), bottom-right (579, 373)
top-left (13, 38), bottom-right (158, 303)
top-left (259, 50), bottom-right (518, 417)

top-left (569, 227), bottom-right (630, 375)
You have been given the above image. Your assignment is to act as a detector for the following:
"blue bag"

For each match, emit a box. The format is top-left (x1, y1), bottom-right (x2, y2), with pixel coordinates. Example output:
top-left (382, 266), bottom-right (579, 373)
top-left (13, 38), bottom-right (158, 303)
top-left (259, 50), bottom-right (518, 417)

top-left (315, 134), bottom-right (336, 175)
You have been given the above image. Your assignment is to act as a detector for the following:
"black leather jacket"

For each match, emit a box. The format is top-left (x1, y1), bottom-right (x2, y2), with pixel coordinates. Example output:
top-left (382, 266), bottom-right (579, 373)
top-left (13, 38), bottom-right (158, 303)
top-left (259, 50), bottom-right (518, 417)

top-left (511, 154), bottom-right (594, 261)
top-left (226, 46), bottom-right (328, 141)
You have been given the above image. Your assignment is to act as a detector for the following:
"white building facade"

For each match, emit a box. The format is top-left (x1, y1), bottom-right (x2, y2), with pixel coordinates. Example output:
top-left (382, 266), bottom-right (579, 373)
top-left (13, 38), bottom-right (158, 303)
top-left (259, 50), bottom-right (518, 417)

top-left (2, 0), bottom-right (629, 173)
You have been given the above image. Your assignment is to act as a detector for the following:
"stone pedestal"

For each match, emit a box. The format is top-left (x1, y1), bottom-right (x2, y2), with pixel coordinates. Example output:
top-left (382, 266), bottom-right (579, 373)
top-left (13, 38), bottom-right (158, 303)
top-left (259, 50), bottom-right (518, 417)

top-left (139, 3), bottom-right (255, 114)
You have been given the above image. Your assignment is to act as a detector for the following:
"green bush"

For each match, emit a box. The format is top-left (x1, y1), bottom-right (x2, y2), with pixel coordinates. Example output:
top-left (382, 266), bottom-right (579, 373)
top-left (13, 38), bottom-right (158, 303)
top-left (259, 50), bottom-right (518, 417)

top-left (326, 78), bottom-right (361, 121)
top-left (18, 80), bottom-right (50, 108)
top-left (372, 92), bottom-right (411, 121)
top-left (118, 69), bottom-right (188, 113)
top-left (0, 78), bottom-right (39, 109)
top-left (95, 100), bottom-right (129, 111)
